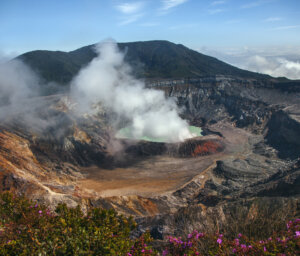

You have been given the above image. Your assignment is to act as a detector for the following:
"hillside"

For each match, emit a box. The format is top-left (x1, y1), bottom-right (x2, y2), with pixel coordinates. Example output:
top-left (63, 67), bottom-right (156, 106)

top-left (1, 191), bottom-right (299, 255)
top-left (17, 40), bottom-right (269, 84)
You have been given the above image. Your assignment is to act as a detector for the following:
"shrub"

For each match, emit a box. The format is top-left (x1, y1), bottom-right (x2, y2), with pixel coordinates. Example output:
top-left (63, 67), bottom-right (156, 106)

top-left (0, 192), bottom-right (141, 255)
top-left (162, 219), bottom-right (300, 255)
top-left (0, 192), bottom-right (299, 255)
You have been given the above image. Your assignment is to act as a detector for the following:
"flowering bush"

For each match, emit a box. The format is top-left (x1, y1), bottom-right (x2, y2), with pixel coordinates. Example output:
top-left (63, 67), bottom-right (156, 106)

top-left (127, 232), bottom-right (156, 256)
top-left (0, 192), bottom-right (299, 255)
top-left (0, 192), bottom-right (148, 255)
top-left (162, 219), bottom-right (300, 255)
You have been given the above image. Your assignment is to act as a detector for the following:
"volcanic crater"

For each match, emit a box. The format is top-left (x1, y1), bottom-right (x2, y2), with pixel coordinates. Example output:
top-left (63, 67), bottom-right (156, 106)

top-left (78, 128), bottom-right (225, 198)
top-left (1, 40), bottom-right (299, 238)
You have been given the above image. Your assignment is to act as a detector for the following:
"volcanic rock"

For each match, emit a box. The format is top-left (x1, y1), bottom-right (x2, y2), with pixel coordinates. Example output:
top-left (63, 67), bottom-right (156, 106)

top-left (1, 41), bottom-right (300, 238)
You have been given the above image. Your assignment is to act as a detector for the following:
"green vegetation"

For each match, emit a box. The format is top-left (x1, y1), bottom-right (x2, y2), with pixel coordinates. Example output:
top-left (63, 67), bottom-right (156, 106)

top-left (163, 223), bottom-right (300, 256)
top-left (0, 192), bottom-right (299, 255)
top-left (0, 192), bottom-right (151, 255)
top-left (18, 40), bottom-right (269, 87)
top-left (116, 125), bottom-right (202, 142)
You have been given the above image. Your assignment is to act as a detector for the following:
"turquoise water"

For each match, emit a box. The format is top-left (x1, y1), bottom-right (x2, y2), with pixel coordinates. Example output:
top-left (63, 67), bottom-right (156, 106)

top-left (116, 126), bottom-right (202, 143)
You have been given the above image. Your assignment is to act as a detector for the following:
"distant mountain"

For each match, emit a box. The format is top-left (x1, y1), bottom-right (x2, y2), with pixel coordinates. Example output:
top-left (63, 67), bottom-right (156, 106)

top-left (17, 40), bottom-right (270, 85)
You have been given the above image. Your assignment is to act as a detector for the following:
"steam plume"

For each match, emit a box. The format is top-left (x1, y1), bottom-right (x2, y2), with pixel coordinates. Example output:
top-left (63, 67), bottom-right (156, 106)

top-left (71, 40), bottom-right (194, 142)
top-left (0, 59), bottom-right (69, 137)
top-left (0, 59), bottom-right (38, 107)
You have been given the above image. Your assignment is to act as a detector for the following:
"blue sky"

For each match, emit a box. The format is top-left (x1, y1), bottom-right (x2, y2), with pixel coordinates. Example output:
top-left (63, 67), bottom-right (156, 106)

top-left (1, 0), bottom-right (300, 78)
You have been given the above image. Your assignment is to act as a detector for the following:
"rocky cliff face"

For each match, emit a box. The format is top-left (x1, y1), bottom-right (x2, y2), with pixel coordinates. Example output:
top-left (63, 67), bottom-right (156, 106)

top-left (129, 76), bottom-right (300, 237)
top-left (154, 77), bottom-right (300, 158)
top-left (0, 76), bottom-right (299, 238)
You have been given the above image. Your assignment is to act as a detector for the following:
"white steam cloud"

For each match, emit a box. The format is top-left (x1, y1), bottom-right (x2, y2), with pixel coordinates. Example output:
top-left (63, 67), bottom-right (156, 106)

top-left (0, 59), bottom-right (69, 137)
top-left (0, 59), bottom-right (39, 116)
top-left (0, 60), bottom-right (38, 103)
top-left (0, 43), bottom-right (194, 142)
top-left (71, 41), bottom-right (194, 142)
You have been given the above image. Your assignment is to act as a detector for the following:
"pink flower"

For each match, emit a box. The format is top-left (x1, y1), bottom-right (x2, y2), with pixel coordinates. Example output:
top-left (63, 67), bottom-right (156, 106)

top-left (241, 244), bottom-right (246, 249)
top-left (234, 238), bottom-right (239, 245)
top-left (127, 253), bottom-right (132, 256)
top-left (188, 233), bottom-right (192, 239)
top-left (162, 250), bottom-right (168, 256)
top-left (264, 246), bottom-right (267, 252)
top-left (295, 231), bottom-right (300, 237)
top-left (196, 232), bottom-right (204, 239)
top-left (238, 233), bottom-right (242, 238)
top-left (38, 210), bottom-right (42, 214)
top-left (217, 238), bottom-right (222, 244)
top-left (232, 248), bottom-right (237, 253)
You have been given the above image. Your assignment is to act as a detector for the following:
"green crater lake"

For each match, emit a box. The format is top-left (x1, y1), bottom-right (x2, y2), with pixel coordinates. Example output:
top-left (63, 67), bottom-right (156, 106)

top-left (116, 126), bottom-right (202, 143)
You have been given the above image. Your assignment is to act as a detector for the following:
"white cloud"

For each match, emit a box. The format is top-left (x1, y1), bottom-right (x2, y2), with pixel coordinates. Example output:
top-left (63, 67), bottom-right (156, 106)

top-left (246, 55), bottom-right (300, 79)
top-left (264, 17), bottom-right (282, 22)
top-left (241, 1), bottom-right (261, 9)
top-left (211, 1), bottom-right (226, 6)
top-left (116, 2), bottom-right (144, 14)
top-left (115, 2), bottom-right (145, 25)
top-left (208, 8), bottom-right (224, 14)
top-left (198, 46), bottom-right (300, 80)
top-left (119, 13), bottom-right (144, 25)
top-left (161, 0), bottom-right (188, 11)
top-left (241, 0), bottom-right (274, 9)
top-left (272, 25), bottom-right (300, 31)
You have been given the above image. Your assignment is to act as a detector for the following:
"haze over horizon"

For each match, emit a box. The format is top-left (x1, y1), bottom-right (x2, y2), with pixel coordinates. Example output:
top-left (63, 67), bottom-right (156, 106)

top-left (1, 0), bottom-right (300, 79)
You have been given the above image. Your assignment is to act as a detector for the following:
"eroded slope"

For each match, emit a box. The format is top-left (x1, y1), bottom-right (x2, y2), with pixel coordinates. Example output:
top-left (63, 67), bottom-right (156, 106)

top-left (0, 76), bottom-right (299, 237)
